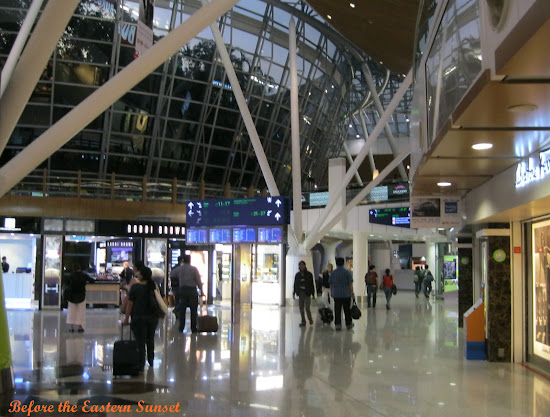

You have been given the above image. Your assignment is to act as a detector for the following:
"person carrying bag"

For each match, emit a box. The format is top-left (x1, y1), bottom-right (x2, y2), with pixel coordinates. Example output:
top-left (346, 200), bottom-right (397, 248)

top-left (379, 268), bottom-right (394, 310)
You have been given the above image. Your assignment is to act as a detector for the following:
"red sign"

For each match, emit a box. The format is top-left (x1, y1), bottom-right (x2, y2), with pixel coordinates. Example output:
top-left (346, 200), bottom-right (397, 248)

top-left (514, 246), bottom-right (521, 254)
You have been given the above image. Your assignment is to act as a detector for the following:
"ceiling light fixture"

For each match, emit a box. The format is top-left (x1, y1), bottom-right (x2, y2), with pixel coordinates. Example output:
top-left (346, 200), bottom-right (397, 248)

top-left (507, 104), bottom-right (538, 113)
top-left (437, 181), bottom-right (452, 187)
top-left (327, 14), bottom-right (332, 19)
top-left (350, 3), bottom-right (356, 8)
top-left (472, 142), bottom-right (493, 150)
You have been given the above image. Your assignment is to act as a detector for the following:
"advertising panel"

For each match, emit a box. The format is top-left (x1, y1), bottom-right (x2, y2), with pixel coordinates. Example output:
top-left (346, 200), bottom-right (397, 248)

top-left (532, 219), bottom-right (550, 362)
top-left (410, 196), bottom-right (461, 229)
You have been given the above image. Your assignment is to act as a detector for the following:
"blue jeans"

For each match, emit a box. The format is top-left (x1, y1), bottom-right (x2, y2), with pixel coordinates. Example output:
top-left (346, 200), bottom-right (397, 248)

top-left (414, 280), bottom-right (422, 296)
top-left (384, 287), bottom-right (393, 308)
top-left (424, 281), bottom-right (432, 297)
top-left (366, 284), bottom-right (377, 307)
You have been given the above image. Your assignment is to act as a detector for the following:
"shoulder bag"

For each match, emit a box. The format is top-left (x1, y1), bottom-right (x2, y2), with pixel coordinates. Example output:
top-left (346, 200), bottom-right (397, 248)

top-left (350, 298), bottom-right (362, 320)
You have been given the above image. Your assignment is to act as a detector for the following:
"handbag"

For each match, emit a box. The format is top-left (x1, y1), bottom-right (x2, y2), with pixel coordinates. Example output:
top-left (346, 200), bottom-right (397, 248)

top-left (350, 298), bottom-right (361, 320)
top-left (150, 288), bottom-right (168, 319)
top-left (392, 284), bottom-right (397, 295)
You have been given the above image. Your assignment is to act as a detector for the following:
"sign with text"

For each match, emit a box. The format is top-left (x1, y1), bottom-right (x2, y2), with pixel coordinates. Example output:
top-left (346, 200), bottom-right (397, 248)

top-left (186, 197), bottom-right (289, 227)
top-left (409, 196), bottom-right (462, 229)
top-left (369, 207), bottom-right (410, 228)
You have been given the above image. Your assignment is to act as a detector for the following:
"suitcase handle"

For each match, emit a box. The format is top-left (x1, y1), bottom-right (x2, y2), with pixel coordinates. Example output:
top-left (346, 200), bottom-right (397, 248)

top-left (120, 323), bottom-right (133, 340)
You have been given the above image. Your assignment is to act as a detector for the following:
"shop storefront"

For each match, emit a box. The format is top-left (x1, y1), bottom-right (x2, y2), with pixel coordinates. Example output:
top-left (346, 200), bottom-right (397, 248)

top-left (0, 216), bottom-right (41, 309)
top-left (527, 218), bottom-right (550, 373)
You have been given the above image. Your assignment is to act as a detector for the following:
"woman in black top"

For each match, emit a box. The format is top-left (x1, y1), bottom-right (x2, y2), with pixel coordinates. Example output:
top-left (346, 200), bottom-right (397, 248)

top-left (122, 265), bottom-right (159, 369)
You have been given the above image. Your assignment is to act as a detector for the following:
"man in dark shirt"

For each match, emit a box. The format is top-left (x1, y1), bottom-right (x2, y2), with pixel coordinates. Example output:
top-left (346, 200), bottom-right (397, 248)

top-left (171, 255), bottom-right (203, 333)
top-left (293, 260), bottom-right (315, 327)
top-left (1, 256), bottom-right (9, 273)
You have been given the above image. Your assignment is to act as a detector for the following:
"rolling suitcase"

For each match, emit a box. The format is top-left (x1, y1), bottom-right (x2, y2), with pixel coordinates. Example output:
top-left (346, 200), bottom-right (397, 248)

top-left (113, 324), bottom-right (140, 377)
top-left (319, 307), bottom-right (334, 324)
top-left (197, 297), bottom-right (219, 333)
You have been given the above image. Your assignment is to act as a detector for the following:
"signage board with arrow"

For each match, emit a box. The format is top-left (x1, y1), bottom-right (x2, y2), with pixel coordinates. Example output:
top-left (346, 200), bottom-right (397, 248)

top-left (186, 197), bottom-right (290, 227)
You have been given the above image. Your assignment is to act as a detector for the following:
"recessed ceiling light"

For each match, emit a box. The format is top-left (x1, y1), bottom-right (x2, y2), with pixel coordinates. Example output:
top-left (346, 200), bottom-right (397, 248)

top-left (472, 142), bottom-right (493, 150)
top-left (437, 182), bottom-right (452, 187)
top-left (327, 14), bottom-right (332, 19)
top-left (507, 104), bottom-right (538, 113)
top-left (349, 3), bottom-right (356, 8)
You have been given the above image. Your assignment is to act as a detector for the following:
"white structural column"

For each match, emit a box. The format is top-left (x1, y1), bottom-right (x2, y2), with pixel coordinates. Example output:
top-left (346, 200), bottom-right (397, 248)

top-left (426, 241), bottom-right (436, 280)
top-left (328, 158), bottom-right (346, 229)
top-left (304, 71), bottom-right (413, 249)
top-left (358, 112), bottom-right (377, 178)
top-left (288, 17), bottom-right (303, 245)
top-left (320, 241), bottom-right (341, 269)
top-left (362, 64), bottom-right (408, 180)
top-left (0, 0), bottom-right (240, 198)
top-left (0, 0), bottom-right (45, 97)
top-left (353, 231), bottom-right (368, 299)
top-left (306, 148), bottom-right (410, 250)
top-left (202, 0), bottom-right (279, 197)
top-left (0, 0), bottom-right (79, 153)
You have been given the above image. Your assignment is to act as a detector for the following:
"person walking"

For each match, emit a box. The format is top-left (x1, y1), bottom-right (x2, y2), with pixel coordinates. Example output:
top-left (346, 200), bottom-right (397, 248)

top-left (423, 265), bottom-right (434, 298)
top-left (169, 256), bottom-right (183, 315)
top-left (413, 266), bottom-right (423, 298)
top-left (172, 254), bottom-right (203, 333)
top-left (329, 257), bottom-right (354, 330)
top-left (293, 260), bottom-right (315, 327)
top-left (320, 263), bottom-right (333, 308)
top-left (380, 268), bottom-right (394, 310)
top-left (122, 265), bottom-right (159, 369)
top-left (364, 265), bottom-right (378, 308)
top-left (66, 264), bottom-right (94, 332)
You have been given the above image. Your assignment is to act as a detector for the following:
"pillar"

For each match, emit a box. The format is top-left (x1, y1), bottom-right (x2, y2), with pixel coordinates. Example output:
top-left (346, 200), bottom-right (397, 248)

top-left (328, 157), bottom-right (346, 228)
top-left (353, 231), bottom-right (368, 299)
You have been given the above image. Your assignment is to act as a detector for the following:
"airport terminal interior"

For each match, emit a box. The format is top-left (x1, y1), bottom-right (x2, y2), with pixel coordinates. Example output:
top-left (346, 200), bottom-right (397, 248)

top-left (2, 0), bottom-right (550, 416)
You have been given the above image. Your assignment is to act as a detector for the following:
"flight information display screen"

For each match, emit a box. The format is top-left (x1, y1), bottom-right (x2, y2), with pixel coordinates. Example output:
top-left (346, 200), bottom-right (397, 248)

top-left (186, 229), bottom-right (208, 244)
top-left (233, 227), bottom-right (256, 243)
top-left (258, 227), bottom-right (283, 243)
top-left (369, 207), bottom-right (411, 228)
top-left (209, 228), bottom-right (232, 244)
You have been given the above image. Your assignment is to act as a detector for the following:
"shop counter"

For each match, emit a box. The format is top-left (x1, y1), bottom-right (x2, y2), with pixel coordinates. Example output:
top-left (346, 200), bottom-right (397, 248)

top-left (251, 280), bottom-right (281, 305)
top-left (3, 272), bottom-right (34, 309)
top-left (86, 281), bottom-right (120, 306)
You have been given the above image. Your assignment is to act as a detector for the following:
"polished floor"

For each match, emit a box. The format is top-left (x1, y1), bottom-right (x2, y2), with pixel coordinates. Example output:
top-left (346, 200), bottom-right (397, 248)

top-left (4, 292), bottom-right (550, 417)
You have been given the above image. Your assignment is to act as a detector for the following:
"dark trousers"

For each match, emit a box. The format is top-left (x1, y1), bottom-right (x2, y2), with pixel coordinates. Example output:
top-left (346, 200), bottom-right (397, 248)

top-left (130, 315), bottom-right (159, 368)
top-left (179, 286), bottom-right (199, 331)
top-left (333, 296), bottom-right (352, 327)
top-left (366, 284), bottom-right (377, 307)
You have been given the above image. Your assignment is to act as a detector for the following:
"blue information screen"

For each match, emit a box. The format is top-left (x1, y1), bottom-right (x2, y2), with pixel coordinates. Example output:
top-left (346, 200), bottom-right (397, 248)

top-left (258, 227), bottom-right (283, 243)
top-left (209, 228), bottom-right (231, 244)
top-left (186, 197), bottom-right (290, 227)
top-left (186, 229), bottom-right (208, 244)
top-left (233, 227), bottom-right (256, 243)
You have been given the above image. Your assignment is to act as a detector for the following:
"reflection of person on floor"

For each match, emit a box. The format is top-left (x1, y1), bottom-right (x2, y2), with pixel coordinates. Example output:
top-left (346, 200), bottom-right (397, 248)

top-left (365, 309), bottom-right (378, 353)
top-left (292, 327), bottom-right (314, 389)
top-left (328, 332), bottom-right (361, 401)
top-left (383, 313), bottom-right (394, 350)
top-left (65, 336), bottom-right (85, 365)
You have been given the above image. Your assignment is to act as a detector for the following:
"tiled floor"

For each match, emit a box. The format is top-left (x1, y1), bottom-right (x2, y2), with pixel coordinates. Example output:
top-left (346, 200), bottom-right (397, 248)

top-left (4, 292), bottom-right (550, 417)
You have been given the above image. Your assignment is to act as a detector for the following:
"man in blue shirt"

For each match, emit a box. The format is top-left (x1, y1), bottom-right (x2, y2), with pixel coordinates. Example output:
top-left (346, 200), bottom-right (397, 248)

top-left (329, 257), bottom-right (355, 330)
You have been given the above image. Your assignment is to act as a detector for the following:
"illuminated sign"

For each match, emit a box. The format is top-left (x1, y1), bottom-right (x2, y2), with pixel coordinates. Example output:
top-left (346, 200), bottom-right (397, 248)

top-left (125, 223), bottom-right (185, 237)
top-left (233, 227), bottom-right (256, 243)
top-left (186, 197), bottom-right (289, 227)
top-left (209, 228), bottom-right (231, 244)
top-left (186, 229), bottom-right (208, 244)
top-left (258, 227), bottom-right (283, 243)
top-left (369, 207), bottom-right (411, 228)
top-left (515, 149), bottom-right (550, 188)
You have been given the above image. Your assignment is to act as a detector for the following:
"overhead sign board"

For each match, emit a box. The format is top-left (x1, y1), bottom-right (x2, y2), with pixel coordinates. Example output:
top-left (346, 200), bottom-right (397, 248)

top-left (186, 197), bottom-right (290, 227)
top-left (409, 196), bottom-right (462, 229)
top-left (369, 207), bottom-right (410, 228)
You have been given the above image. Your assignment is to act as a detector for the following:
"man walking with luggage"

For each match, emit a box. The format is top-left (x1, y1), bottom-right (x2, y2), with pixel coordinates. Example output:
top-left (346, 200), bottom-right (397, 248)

top-left (330, 257), bottom-right (354, 330)
top-left (172, 255), bottom-right (203, 333)
top-left (293, 260), bottom-right (315, 327)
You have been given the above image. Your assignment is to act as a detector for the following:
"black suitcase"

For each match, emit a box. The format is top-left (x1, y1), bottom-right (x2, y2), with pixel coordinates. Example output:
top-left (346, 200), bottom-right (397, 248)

top-left (319, 307), bottom-right (334, 324)
top-left (113, 325), bottom-right (140, 377)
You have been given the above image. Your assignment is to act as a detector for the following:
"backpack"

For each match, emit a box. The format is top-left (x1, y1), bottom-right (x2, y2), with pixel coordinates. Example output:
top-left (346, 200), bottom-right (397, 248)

top-left (424, 271), bottom-right (434, 282)
top-left (365, 271), bottom-right (377, 285)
